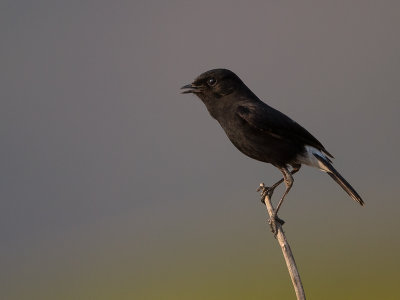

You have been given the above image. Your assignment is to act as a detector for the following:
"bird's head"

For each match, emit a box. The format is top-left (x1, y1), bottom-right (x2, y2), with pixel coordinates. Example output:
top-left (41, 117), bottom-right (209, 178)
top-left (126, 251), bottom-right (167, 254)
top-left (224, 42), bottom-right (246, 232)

top-left (181, 69), bottom-right (246, 101)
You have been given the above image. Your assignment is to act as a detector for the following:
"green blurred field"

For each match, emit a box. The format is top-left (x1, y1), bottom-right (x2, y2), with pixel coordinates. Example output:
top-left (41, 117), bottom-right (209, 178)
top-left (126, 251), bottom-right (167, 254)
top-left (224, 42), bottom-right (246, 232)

top-left (4, 194), bottom-right (399, 300)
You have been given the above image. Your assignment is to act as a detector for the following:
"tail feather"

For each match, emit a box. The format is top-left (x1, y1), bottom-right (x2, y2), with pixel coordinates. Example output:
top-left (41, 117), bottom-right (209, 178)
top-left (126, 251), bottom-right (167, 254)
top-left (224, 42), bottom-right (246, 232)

top-left (313, 153), bottom-right (364, 206)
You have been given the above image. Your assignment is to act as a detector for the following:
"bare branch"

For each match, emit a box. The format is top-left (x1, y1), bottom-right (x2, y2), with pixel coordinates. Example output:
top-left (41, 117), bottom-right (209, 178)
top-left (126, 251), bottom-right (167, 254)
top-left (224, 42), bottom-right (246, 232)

top-left (258, 183), bottom-right (306, 300)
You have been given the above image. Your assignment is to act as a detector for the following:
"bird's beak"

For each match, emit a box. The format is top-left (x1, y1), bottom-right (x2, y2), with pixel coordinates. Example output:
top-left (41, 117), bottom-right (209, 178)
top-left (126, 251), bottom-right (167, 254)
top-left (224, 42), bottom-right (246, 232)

top-left (181, 83), bottom-right (201, 94)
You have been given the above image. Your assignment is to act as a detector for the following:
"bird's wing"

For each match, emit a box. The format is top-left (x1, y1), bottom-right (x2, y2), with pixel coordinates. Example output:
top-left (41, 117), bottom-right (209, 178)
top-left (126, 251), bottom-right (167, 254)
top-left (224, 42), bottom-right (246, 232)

top-left (236, 103), bottom-right (333, 158)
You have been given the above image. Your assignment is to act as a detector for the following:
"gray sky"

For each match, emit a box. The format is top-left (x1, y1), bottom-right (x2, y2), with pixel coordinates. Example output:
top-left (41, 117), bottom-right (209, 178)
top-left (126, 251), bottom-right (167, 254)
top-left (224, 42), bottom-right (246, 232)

top-left (1, 1), bottom-right (400, 299)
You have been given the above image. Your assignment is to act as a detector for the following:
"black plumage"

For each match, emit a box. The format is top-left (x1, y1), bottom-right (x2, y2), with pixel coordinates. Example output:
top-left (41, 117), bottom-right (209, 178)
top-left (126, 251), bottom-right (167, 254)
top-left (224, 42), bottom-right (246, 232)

top-left (181, 68), bottom-right (364, 218)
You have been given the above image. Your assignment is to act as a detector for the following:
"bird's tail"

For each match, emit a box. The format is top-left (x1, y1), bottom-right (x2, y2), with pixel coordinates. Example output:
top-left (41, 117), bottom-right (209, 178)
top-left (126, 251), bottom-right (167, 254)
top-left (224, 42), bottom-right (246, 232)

top-left (313, 153), bottom-right (364, 206)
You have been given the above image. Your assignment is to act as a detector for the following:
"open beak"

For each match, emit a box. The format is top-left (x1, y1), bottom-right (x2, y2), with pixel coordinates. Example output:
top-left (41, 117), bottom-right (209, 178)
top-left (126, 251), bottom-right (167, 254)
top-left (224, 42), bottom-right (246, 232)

top-left (180, 83), bottom-right (201, 94)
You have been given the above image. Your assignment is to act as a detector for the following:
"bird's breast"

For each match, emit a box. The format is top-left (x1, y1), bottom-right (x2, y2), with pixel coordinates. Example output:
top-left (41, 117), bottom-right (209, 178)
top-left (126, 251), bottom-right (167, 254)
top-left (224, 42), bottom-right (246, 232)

top-left (218, 114), bottom-right (303, 166)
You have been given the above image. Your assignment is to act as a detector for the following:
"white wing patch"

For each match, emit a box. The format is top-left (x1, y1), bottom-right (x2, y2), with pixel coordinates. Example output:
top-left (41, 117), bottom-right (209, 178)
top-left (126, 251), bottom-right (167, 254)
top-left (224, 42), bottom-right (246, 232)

top-left (296, 145), bottom-right (331, 172)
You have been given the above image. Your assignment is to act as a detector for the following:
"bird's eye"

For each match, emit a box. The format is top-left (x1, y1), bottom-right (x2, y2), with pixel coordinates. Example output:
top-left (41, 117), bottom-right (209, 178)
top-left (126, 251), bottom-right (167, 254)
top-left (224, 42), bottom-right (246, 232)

top-left (207, 77), bottom-right (217, 86)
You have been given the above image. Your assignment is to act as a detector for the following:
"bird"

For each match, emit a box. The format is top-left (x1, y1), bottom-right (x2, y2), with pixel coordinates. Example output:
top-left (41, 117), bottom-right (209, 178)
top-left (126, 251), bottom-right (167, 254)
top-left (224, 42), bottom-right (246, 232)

top-left (181, 68), bottom-right (364, 229)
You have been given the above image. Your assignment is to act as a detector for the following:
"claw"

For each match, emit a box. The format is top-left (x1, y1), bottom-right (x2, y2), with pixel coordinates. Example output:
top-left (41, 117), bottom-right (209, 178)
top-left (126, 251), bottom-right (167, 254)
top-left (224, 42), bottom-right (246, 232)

top-left (275, 216), bottom-right (285, 225)
top-left (268, 213), bottom-right (285, 237)
top-left (257, 183), bottom-right (274, 203)
top-left (258, 183), bottom-right (285, 237)
top-left (268, 218), bottom-right (278, 237)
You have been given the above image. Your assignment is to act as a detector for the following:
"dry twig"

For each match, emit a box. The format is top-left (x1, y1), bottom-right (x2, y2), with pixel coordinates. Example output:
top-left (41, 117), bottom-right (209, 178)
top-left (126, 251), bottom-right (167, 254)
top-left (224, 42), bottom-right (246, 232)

top-left (258, 183), bottom-right (306, 300)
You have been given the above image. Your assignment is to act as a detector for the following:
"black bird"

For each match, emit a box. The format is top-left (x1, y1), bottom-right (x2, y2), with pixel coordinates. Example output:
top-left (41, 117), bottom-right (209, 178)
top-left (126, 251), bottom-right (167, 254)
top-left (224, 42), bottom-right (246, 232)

top-left (181, 69), bottom-right (364, 224)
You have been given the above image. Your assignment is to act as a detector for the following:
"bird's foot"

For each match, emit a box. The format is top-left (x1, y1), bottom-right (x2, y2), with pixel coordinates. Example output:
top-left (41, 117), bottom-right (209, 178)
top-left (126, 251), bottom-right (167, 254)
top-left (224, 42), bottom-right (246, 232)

top-left (268, 213), bottom-right (285, 237)
top-left (257, 183), bottom-right (284, 237)
top-left (257, 183), bottom-right (275, 204)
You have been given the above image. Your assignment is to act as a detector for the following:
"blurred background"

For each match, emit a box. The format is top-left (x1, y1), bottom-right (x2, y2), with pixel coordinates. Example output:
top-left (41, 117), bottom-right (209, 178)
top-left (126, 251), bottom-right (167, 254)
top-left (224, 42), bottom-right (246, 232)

top-left (1, 1), bottom-right (399, 299)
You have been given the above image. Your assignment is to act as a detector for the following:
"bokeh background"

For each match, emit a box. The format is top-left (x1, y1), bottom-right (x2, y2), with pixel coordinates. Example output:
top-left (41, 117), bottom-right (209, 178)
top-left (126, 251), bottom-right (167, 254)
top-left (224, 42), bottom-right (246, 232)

top-left (2, 1), bottom-right (399, 299)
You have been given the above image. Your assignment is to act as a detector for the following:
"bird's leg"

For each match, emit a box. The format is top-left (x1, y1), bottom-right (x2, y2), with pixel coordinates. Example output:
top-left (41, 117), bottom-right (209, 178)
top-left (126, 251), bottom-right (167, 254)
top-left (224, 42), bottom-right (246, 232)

top-left (258, 165), bottom-right (298, 236)
top-left (260, 165), bottom-right (300, 204)
top-left (274, 167), bottom-right (294, 217)
top-left (257, 184), bottom-right (281, 235)
top-left (258, 182), bottom-right (286, 236)
top-left (267, 167), bottom-right (295, 235)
